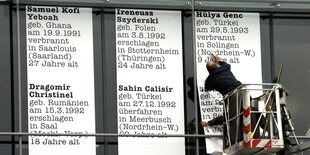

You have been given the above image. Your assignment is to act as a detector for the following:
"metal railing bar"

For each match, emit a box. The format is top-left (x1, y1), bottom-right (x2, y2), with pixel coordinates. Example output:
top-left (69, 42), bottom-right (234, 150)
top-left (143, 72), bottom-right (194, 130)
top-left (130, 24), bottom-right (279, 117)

top-left (0, 132), bottom-right (223, 138)
top-left (289, 136), bottom-right (310, 139)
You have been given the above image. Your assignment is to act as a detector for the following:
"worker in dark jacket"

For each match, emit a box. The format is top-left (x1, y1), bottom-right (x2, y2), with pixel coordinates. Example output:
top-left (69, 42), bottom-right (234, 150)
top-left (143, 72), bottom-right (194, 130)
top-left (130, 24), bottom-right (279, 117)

top-left (200, 55), bottom-right (243, 147)
top-left (204, 55), bottom-right (242, 96)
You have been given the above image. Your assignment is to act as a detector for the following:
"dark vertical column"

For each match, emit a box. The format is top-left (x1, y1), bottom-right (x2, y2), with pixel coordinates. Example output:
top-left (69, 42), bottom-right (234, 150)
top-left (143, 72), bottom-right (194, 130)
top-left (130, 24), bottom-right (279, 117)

top-left (0, 3), bottom-right (13, 155)
top-left (102, 8), bottom-right (118, 155)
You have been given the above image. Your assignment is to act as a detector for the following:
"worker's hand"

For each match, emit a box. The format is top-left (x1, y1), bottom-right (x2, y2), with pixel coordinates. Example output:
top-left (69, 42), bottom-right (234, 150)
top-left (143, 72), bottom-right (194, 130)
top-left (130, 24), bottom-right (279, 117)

top-left (214, 55), bottom-right (221, 63)
top-left (200, 121), bottom-right (209, 127)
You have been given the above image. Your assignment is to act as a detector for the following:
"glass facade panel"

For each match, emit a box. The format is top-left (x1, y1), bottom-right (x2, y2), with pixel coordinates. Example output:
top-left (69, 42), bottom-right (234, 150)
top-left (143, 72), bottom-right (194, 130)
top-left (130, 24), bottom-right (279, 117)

top-left (273, 15), bottom-right (310, 137)
top-left (0, 4), bottom-right (12, 134)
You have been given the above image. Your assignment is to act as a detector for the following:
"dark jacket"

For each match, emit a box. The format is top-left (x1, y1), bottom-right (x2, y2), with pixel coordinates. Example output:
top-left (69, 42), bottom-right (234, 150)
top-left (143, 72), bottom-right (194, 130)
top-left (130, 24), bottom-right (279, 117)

top-left (204, 61), bottom-right (242, 126)
top-left (204, 61), bottom-right (242, 96)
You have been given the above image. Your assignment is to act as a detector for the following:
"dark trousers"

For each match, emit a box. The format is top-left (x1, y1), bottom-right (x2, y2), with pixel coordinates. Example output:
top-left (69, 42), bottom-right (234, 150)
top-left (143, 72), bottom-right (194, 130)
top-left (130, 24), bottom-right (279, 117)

top-left (223, 91), bottom-right (244, 149)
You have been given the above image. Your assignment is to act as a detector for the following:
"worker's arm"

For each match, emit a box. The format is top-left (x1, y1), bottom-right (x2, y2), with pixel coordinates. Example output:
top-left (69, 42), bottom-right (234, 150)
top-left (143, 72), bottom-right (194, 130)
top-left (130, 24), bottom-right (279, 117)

top-left (214, 55), bottom-right (221, 63)
top-left (201, 116), bottom-right (224, 127)
top-left (218, 60), bottom-right (231, 70)
top-left (214, 55), bottom-right (230, 69)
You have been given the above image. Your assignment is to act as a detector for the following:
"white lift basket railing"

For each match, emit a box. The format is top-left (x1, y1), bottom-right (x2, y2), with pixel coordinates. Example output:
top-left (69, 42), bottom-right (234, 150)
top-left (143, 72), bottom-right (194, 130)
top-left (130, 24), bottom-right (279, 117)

top-left (221, 83), bottom-right (291, 155)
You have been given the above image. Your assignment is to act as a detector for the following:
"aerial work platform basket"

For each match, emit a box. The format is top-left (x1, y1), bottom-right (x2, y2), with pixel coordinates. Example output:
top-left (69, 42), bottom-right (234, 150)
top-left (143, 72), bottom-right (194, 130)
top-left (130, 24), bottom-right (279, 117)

top-left (221, 83), bottom-right (294, 155)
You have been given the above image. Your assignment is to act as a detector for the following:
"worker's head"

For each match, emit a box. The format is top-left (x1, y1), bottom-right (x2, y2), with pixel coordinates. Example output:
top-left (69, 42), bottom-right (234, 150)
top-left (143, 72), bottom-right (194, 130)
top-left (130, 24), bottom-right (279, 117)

top-left (206, 61), bottom-right (217, 72)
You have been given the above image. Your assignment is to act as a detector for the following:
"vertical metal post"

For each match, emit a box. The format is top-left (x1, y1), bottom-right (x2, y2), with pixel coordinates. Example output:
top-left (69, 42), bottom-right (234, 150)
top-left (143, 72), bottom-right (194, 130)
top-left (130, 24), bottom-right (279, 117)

top-left (223, 96), bottom-right (231, 147)
top-left (269, 13), bottom-right (275, 81)
top-left (243, 86), bottom-right (251, 147)
top-left (190, 1), bottom-right (199, 155)
top-left (275, 89), bottom-right (283, 140)
top-left (9, 3), bottom-right (16, 155)
top-left (269, 110), bottom-right (274, 139)
top-left (235, 92), bottom-right (239, 144)
top-left (16, 0), bottom-right (23, 155)
top-left (270, 90), bottom-right (274, 139)
top-left (101, 8), bottom-right (107, 155)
